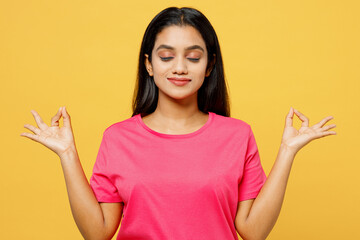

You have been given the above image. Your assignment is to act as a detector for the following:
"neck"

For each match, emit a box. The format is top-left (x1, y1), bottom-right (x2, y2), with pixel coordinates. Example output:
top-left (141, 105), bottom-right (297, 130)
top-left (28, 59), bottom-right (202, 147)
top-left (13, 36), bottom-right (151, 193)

top-left (153, 91), bottom-right (203, 121)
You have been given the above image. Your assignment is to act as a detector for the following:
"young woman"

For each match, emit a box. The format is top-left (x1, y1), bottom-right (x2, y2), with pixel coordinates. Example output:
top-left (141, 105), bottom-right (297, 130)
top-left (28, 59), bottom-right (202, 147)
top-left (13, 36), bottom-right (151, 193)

top-left (21, 7), bottom-right (336, 240)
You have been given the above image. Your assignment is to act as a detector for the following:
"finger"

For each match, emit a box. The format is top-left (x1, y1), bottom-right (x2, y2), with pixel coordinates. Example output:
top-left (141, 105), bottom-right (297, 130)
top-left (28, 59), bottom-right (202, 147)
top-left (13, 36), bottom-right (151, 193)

top-left (318, 131), bottom-right (337, 138)
top-left (312, 116), bottom-right (334, 129)
top-left (293, 109), bottom-right (309, 127)
top-left (20, 132), bottom-right (41, 142)
top-left (61, 106), bottom-right (72, 128)
top-left (23, 124), bottom-right (41, 135)
top-left (51, 107), bottom-right (63, 127)
top-left (30, 110), bottom-right (48, 130)
top-left (285, 107), bottom-right (294, 127)
top-left (322, 124), bottom-right (336, 131)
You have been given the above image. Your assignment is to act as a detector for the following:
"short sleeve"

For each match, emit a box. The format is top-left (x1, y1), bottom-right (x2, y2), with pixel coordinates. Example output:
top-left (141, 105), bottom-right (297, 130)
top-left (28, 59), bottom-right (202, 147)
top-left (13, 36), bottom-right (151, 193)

top-left (238, 126), bottom-right (267, 201)
top-left (89, 132), bottom-right (123, 203)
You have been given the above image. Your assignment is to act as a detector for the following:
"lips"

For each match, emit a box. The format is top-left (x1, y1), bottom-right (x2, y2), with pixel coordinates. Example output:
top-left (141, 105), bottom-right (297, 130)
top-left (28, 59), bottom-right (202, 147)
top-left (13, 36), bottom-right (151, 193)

top-left (167, 77), bottom-right (191, 81)
top-left (167, 77), bottom-right (191, 86)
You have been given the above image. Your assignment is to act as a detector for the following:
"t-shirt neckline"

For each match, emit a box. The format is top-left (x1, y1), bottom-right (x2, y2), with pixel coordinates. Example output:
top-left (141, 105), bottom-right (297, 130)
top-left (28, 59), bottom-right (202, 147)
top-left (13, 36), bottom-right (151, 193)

top-left (135, 112), bottom-right (214, 138)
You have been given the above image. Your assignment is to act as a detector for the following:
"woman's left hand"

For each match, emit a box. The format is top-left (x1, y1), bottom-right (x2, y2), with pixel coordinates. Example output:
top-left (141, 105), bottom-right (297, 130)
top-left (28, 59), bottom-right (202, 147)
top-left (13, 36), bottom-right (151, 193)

top-left (281, 107), bottom-right (337, 154)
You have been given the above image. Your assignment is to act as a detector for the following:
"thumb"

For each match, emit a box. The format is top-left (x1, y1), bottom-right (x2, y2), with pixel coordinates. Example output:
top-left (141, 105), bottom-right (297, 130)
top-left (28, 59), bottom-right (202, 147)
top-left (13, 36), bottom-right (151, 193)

top-left (285, 107), bottom-right (294, 128)
top-left (62, 106), bottom-right (72, 128)
top-left (51, 107), bottom-right (63, 127)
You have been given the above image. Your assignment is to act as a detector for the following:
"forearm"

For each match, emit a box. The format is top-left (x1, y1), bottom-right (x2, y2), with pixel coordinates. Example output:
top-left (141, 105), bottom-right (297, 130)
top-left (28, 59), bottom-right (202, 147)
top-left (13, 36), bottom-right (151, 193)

top-left (59, 147), bottom-right (106, 240)
top-left (242, 144), bottom-right (296, 240)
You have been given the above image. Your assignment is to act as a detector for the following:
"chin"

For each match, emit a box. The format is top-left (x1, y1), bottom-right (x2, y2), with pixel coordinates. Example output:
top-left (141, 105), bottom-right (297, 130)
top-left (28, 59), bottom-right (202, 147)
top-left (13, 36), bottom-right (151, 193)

top-left (166, 92), bottom-right (198, 101)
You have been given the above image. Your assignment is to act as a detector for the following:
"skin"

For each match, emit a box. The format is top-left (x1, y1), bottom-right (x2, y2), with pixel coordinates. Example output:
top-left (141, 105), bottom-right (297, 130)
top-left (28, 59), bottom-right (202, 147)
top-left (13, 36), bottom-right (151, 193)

top-left (20, 25), bottom-right (337, 240)
top-left (143, 25), bottom-right (215, 133)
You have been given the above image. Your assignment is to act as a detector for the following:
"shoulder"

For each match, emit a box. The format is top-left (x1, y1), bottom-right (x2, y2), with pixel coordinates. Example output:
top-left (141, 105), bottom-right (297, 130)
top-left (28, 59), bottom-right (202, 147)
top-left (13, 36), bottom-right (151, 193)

top-left (212, 112), bottom-right (252, 135)
top-left (102, 114), bottom-right (139, 138)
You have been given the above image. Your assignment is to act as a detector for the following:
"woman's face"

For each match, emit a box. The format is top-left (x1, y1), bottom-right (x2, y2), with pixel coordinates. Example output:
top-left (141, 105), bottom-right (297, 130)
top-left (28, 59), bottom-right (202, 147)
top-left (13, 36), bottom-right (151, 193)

top-left (145, 25), bottom-right (213, 101)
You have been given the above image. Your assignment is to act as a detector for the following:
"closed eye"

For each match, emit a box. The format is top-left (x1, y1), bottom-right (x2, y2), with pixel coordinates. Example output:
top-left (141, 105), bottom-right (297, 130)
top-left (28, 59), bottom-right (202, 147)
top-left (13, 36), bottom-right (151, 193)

top-left (160, 57), bottom-right (173, 61)
top-left (188, 58), bottom-right (200, 62)
top-left (160, 57), bottom-right (200, 62)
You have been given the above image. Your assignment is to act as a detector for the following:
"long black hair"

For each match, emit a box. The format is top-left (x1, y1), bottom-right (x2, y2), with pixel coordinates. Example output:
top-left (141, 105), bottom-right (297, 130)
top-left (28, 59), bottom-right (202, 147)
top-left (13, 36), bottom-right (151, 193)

top-left (132, 7), bottom-right (230, 117)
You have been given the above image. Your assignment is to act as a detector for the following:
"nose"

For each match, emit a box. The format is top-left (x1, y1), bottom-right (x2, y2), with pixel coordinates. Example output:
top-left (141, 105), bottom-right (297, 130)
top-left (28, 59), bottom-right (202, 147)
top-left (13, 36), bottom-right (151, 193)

top-left (172, 56), bottom-right (188, 75)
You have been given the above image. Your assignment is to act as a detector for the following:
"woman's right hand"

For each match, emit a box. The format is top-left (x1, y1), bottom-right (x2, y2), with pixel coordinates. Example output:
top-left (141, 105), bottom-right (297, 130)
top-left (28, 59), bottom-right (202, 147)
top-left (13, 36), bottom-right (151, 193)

top-left (20, 106), bottom-right (77, 159)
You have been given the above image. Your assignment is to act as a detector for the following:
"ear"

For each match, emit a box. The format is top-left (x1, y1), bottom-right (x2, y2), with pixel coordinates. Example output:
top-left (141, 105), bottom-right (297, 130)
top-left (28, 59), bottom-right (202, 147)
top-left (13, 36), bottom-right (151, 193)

top-left (144, 54), bottom-right (154, 76)
top-left (205, 54), bottom-right (216, 77)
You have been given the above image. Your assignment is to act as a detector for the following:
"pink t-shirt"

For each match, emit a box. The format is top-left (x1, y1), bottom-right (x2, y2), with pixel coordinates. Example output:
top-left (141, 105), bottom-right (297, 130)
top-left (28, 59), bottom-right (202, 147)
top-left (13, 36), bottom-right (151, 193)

top-left (89, 111), bottom-right (267, 240)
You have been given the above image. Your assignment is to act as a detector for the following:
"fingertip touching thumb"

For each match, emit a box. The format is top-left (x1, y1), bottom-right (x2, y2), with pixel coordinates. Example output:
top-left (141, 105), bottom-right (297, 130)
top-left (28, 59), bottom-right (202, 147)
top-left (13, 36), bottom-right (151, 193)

top-left (287, 107), bottom-right (294, 118)
top-left (62, 106), bottom-right (69, 117)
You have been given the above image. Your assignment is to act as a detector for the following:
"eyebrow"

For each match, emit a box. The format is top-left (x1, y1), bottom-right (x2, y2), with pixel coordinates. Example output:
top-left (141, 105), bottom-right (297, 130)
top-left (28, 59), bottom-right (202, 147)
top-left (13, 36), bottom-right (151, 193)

top-left (155, 44), bottom-right (205, 52)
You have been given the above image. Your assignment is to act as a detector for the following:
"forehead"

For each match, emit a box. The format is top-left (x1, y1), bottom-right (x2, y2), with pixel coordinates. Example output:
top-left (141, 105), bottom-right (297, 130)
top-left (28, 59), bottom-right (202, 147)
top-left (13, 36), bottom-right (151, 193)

top-left (153, 25), bottom-right (206, 51)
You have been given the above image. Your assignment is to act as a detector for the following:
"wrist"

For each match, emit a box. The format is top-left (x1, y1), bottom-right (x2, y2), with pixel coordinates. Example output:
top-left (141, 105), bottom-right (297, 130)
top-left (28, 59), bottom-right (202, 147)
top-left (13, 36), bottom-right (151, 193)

top-left (59, 145), bottom-right (78, 161)
top-left (279, 143), bottom-right (297, 157)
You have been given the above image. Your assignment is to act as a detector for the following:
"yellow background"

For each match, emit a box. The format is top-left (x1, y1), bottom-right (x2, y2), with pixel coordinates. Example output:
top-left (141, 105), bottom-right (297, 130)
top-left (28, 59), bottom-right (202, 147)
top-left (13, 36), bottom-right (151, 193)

top-left (1, 0), bottom-right (359, 239)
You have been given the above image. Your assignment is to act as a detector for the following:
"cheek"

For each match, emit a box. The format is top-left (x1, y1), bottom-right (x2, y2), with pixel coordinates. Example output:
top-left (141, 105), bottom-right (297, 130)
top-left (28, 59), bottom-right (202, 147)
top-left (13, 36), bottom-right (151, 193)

top-left (152, 60), bottom-right (170, 76)
top-left (190, 62), bottom-right (208, 76)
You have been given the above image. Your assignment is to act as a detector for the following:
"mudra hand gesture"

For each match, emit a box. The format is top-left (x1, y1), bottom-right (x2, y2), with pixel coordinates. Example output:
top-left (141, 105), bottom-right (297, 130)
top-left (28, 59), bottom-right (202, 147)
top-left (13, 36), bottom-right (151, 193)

top-left (20, 106), bottom-right (76, 158)
top-left (281, 107), bottom-right (336, 154)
